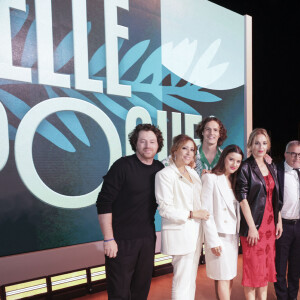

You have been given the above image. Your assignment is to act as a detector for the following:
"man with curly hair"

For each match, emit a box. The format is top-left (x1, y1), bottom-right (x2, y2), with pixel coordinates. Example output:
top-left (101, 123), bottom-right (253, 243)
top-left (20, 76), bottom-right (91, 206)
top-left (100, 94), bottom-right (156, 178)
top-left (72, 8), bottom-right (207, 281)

top-left (194, 116), bottom-right (227, 176)
top-left (96, 124), bottom-right (164, 300)
top-left (163, 116), bottom-right (227, 177)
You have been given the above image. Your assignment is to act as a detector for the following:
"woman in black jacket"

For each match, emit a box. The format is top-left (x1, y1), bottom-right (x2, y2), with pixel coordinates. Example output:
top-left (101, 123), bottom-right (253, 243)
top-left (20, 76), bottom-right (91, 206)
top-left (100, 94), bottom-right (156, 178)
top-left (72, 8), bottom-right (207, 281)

top-left (236, 128), bottom-right (283, 300)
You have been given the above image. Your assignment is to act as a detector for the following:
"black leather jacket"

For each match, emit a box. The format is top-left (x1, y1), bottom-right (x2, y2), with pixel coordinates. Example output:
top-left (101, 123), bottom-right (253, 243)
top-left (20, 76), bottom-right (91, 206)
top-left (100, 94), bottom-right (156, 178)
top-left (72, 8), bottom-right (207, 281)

top-left (235, 156), bottom-right (281, 237)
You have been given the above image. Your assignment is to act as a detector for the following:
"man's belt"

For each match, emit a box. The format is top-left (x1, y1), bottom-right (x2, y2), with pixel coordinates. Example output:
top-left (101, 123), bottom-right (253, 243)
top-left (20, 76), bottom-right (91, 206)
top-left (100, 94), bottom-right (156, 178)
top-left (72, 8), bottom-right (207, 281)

top-left (282, 218), bottom-right (299, 224)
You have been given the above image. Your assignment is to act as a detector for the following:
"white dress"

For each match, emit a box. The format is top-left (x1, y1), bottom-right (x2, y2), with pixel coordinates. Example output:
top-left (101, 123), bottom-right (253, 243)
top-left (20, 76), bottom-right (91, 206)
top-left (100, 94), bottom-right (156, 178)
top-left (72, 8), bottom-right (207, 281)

top-left (205, 187), bottom-right (239, 280)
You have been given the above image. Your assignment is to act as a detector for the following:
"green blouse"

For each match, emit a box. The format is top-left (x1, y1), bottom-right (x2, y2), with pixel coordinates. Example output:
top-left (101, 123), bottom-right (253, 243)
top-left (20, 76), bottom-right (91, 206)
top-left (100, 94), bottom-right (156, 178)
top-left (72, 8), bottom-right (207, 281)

top-left (161, 143), bottom-right (222, 177)
top-left (195, 144), bottom-right (222, 177)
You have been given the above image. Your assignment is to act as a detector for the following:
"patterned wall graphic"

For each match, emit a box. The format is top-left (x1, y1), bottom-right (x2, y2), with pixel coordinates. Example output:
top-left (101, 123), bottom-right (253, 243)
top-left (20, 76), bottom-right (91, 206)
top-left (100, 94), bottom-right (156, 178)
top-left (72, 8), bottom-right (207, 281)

top-left (0, 0), bottom-right (245, 257)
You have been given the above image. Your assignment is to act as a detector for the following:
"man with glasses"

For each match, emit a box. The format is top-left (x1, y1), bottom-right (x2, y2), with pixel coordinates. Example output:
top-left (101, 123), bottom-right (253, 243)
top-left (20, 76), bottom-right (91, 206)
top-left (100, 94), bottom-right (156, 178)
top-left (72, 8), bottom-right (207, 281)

top-left (275, 140), bottom-right (300, 300)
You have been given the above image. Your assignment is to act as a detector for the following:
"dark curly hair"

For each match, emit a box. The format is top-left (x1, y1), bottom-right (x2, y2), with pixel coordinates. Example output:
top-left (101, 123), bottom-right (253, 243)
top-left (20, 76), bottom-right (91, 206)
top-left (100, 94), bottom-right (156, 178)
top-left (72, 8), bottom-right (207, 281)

top-left (128, 124), bottom-right (164, 153)
top-left (195, 116), bottom-right (227, 146)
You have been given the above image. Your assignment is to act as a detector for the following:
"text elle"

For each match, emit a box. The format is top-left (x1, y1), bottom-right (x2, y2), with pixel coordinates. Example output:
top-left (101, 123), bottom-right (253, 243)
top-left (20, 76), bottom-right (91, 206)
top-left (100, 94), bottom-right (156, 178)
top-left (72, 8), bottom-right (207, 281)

top-left (0, 0), bottom-right (131, 97)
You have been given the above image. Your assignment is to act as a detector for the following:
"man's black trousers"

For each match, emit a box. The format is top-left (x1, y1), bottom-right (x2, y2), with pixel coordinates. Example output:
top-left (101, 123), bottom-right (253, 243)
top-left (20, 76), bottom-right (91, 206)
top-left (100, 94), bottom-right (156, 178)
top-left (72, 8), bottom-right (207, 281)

top-left (105, 235), bottom-right (156, 300)
top-left (274, 220), bottom-right (300, 300)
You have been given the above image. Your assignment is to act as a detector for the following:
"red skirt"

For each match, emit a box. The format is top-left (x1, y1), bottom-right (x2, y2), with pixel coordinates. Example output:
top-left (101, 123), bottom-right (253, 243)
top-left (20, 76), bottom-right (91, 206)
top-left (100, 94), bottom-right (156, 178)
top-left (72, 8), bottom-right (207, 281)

top-left (240, 173), bottom-right (277, 287)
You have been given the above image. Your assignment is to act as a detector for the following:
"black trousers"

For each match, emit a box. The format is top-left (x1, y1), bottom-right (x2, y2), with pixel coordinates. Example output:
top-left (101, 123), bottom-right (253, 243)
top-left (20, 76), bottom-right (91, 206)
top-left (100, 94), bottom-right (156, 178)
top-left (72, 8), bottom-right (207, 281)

top-left (274, 220), bottom-right (300, 300)
top-left (105, 235), bottom-right (156, 300)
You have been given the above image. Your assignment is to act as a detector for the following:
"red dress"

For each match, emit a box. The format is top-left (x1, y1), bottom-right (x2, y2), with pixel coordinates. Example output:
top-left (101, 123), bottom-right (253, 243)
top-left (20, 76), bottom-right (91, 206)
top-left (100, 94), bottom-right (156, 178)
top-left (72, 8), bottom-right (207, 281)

top-left (240, 172), bottom-right (277, 287)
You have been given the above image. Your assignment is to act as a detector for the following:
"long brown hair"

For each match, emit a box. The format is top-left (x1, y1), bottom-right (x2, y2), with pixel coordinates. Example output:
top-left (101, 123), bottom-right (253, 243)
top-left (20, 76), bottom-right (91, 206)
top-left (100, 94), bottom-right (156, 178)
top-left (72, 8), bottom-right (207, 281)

top-left (170, 134), bottom-right (197, 168)
top-left (212, 144), bottom-right (244, 189)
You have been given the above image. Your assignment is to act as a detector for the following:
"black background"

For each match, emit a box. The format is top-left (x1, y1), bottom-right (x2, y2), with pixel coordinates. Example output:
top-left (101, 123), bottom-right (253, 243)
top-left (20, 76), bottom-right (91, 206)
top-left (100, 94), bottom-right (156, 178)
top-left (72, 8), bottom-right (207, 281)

top-left (209, 0), bottom-right (299, 162)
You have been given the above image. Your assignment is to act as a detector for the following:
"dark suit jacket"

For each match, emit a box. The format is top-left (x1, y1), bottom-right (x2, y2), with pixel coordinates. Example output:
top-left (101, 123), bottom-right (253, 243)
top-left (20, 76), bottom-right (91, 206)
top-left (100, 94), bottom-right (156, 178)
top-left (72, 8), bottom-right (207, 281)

top-left (276, 161), bottom-right (285, 209)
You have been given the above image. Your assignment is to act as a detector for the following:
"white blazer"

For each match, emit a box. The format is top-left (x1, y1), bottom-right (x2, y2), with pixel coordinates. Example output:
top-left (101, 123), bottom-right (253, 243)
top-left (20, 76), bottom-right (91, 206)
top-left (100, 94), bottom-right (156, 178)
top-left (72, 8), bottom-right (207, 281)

top-left (201, 174), bottom-right (240, 249)
top-left (155, 163), bottom-right (203, 255)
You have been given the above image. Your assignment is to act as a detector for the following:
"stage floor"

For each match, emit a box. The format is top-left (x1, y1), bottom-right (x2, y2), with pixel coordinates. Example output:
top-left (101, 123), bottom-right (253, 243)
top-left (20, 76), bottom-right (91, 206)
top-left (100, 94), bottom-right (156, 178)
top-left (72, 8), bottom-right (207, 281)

top-left (76, 255), bottom-right (299, 300)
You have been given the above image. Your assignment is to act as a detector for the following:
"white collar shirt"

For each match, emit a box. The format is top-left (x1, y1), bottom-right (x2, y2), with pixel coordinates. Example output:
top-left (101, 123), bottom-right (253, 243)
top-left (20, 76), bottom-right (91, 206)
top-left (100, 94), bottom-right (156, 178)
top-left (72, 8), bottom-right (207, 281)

top-left (281, 161), bottom-right (300, 219)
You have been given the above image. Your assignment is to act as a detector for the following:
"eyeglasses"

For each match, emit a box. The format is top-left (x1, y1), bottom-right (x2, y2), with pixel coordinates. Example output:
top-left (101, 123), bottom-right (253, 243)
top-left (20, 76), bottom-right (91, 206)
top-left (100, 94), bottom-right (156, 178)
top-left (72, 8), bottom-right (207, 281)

top-left (286, 152), bottom-right (300, 159)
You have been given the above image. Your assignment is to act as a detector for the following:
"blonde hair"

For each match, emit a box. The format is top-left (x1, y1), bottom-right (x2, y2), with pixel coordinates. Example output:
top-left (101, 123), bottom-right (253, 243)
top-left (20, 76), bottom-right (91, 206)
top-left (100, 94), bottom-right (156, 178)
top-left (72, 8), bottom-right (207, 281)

top-left (247, 128), bottom-right (271, 154)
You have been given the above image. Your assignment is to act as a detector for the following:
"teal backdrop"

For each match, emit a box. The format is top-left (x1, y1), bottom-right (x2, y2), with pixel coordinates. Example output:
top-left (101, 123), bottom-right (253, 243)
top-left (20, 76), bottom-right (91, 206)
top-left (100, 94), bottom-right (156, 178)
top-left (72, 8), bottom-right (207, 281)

top-left (0, 0), bottom-right (245, 257)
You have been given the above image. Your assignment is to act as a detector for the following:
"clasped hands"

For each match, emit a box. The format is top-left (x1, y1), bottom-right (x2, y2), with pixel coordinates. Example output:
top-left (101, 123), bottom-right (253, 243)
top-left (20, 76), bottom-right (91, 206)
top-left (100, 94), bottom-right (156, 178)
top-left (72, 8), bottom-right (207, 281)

top-left (192, 209), bottom-right (210, 221)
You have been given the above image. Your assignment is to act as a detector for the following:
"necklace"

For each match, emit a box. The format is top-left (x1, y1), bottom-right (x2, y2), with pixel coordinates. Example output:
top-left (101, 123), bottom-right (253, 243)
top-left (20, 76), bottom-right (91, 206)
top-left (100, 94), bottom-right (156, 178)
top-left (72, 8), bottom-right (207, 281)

top-left (177, 165), bottom-right (193, 183)
top-left (178, 167), bottom-right (187, 175)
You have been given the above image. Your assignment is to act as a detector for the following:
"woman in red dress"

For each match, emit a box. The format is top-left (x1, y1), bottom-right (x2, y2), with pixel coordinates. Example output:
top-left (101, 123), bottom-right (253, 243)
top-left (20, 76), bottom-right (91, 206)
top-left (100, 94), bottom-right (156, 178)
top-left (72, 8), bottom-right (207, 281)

top-left (236, 128), bottom-right (283, 300)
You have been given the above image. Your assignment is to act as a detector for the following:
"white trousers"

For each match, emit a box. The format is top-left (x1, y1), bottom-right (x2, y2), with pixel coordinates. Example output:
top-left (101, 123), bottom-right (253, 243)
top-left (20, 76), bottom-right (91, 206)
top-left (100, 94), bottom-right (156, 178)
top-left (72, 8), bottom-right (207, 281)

top-left (171, 240), bottom-right (202, 300)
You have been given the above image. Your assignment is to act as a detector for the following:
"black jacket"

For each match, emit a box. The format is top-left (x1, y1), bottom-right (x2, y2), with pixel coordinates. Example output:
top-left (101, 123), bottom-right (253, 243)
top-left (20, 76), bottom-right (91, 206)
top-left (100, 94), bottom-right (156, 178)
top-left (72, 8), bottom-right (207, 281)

top-left (276, 161), bottom-right (285, 206)
top-left (235, 156), bottom-right (282, 237)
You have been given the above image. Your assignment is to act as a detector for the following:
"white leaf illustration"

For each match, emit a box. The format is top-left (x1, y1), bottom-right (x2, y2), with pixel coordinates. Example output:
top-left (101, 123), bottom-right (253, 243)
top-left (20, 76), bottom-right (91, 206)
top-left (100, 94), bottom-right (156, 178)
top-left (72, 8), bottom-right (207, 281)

top-left (188, 39), bottom-right (229, 88)
top-left (162, 39), bottom-right (197, 77)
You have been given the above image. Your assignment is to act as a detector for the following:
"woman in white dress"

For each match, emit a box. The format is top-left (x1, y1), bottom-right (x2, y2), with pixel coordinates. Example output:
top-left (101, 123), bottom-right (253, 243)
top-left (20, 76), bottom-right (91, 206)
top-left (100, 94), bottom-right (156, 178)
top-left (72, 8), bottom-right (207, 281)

top-left (155, 134), bottom-right (210, 300)
top-left (201, 144), bottom-right (244, 300)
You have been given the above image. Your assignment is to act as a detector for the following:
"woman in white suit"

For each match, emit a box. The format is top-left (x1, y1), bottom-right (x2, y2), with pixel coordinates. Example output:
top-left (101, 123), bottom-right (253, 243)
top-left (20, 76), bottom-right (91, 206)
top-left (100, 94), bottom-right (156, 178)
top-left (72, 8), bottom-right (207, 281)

top-left (201, 144), bottom-right (244, 300)
top-left (155, 134), bottom-right (210, 300)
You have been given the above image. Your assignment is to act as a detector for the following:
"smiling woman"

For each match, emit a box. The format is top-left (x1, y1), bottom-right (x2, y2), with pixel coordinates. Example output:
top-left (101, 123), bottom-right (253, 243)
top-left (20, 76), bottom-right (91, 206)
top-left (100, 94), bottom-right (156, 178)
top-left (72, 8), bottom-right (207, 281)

top-left (236, 128), bottom-right (282, 300)
top-left (155, 134), bottom-right (210, 300)
top-left (170, 135), bottom-right (197, 169)
top-left (201, 144), bottom-right (244, 300)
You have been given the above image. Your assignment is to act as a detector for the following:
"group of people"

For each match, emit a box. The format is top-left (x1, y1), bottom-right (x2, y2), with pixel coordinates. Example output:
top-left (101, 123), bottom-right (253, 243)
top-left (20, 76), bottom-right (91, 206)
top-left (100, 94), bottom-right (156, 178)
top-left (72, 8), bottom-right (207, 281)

top-left (96, 116), bottom-right (300, 300)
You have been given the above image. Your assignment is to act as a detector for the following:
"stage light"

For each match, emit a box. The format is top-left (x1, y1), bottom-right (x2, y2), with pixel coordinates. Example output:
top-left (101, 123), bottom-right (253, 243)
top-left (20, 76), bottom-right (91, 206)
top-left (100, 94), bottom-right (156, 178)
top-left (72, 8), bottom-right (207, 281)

top-left (90, 266), bottom-right (106, 282)
top-left (154, 253), bottom-right (172, 266)
top-left (2, 254), bottom-right (175, 299)
top-left (5, 279), bottom-right (47, 300)
top-left (51, 270), bottom-right (87, 291)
